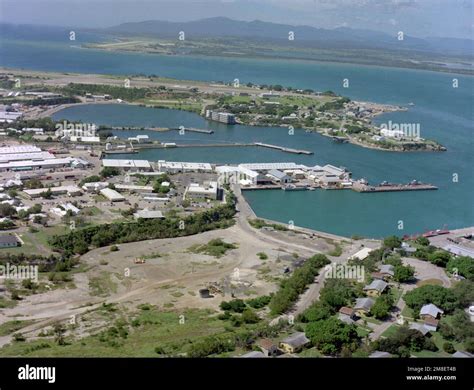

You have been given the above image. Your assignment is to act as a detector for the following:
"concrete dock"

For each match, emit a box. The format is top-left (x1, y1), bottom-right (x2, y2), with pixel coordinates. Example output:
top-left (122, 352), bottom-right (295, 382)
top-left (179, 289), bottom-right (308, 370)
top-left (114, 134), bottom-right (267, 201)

top-left (169, 127), bottom-right (214, 134)
top-left (352, 182), bottom-right (438, 192)
top-left (254, 142), bottom-right (313, 155)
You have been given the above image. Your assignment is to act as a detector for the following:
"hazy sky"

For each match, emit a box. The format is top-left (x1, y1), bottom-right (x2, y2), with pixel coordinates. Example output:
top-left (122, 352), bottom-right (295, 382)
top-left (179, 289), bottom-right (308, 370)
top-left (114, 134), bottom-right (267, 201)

top-left (0, 0), bottom-right (472, 39)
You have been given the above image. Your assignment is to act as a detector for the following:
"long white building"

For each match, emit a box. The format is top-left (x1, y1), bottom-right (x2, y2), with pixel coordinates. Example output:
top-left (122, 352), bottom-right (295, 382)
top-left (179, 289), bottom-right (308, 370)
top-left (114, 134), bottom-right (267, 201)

top-left (102, 159), bottom-right (151, 171)
top-left (157, 160), bottom-right (213, 173)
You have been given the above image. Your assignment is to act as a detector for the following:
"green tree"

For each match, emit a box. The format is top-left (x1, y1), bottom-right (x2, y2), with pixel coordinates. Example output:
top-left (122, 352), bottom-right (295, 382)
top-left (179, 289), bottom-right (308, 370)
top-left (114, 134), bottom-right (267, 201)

top-left (299, 302), bottom-right (332, 323)
top-left (383, 236), bottom-right (402, 250)
top-left (404, 285), bottom-right (458, 314)
top-left (220, 299), bottom-right (246, 313)
top-left (0, 203), bottom-right (17, 218)
top-left (415, 237), bottom-right (430, 246)
top-left (100, 167), bottom-right (120, 178)
top-left (371, 294), bottom-right (394, 319)
top-left (53, 323), bottom-right (67, 346)
top-left (319, 278), bottom-right (356, 310)
top-left (428, 250), bottom-right (452, 267)
top-left (447, 256), bottom-right (474, 280)
top-left (241, 309), bottom-right (260, 324)
top-left (393, 265), bottom-right (415, 282)
top-left (305, 317), bottom-right (359, 355)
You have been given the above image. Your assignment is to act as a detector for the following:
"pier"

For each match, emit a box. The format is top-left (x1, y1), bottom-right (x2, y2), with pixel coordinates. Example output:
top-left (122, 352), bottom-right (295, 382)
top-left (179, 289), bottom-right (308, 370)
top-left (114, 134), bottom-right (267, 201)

top-left (169, 127), bottom-right (214, 134)
top-left (352, 181), bottom-right (438, 193)
top-left (254, 142), bottom-right (313, 155)
top-left (109, 126), bottom-right (214, 134)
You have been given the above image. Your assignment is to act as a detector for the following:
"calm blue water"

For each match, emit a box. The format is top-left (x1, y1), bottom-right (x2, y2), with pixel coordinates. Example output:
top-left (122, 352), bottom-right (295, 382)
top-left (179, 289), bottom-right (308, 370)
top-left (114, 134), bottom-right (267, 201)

top-left (2, 29), bottom-right (473, 238)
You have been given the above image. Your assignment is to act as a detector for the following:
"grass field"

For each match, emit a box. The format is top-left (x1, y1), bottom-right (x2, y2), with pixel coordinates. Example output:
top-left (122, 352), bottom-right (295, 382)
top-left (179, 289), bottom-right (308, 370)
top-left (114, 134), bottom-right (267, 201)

top-left (380, 323), bottom-right (400, 338)
top-left (0, 308), bottom-right (228, 357)
top-left (0, 320), bottom-right (36, 337)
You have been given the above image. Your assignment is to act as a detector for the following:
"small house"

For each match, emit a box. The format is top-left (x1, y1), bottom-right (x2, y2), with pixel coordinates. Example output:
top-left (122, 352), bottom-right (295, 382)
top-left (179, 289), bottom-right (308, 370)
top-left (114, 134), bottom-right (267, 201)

top-left (338, 306), bottom-right (356, 324)
top-left (0, 234), bottom-right (19, 248)
top-left (354, 297), bottom-right (375, 316)
top-left (364, 279), bottom-right (388, 297)
top-left (279, 332), bottom-right (310, 354)
top-left (409, 322), bottom-right (431, 336)
top-left (379, 264), bottom-right (395, 278)
top-left (257, 339), bottom-right (278, 357)
top-left (420, 303), bottom-right (444, 320)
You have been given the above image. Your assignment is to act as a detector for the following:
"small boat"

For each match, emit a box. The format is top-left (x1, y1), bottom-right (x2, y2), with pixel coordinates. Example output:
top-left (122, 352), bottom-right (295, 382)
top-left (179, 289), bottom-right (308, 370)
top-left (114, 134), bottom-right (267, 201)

top-left (408, 102), bottom-right (415, 106)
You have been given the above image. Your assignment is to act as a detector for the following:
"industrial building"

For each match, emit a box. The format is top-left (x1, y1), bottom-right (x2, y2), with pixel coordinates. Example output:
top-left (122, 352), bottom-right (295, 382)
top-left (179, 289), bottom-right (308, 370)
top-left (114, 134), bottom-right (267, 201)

top-left (102, 159), bottom-right (151, 172)
top-left (133, 209), bottom-right (165, 219)
top-left (22, 128), bottom-right (44, 135)
top-left (128, 135), bottom-right (151, 143)
top-left (82, 182), bottom-right (109, 193)
top-left (215, 165), bottom-right (260, 185)
top-left (0, 145), bottom-right (41, 154)
top-left (267, 169), bottom-right (292, 183)
top-left (0, 157), bottom-right (77, 172)
top-left (0, 151), bottom-right (56, 163)
top-left (0, 111), bottom-right (23, 123)
top-left (0, 144), bottom-right (90, 172)
top-left (238, 162), bottom-right (305, 171)
top-left (23, 185), bottom-right (82, 199)
top-left (184, 181), bottom-right (218, 201)
top-left (157, 161), bottom-right (213, 173)
top-left (100, 188), bottom-right (126, 202)
top-left (115, 184), bottom-right (154, 193)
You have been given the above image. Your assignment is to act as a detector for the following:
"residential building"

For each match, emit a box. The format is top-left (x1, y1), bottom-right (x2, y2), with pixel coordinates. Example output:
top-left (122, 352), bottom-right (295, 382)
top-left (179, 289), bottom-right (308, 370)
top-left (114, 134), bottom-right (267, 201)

top-left (364, 280), bottom-right (388, 296)
top-left (354, 297), bottom-right (375, 316)
top-left (0, 234), bottom-right (19, 248)
top-left (379, 264), bottom-right (395, 278)
top-left (257, 339), bottom-right (278, 357)
top-left (409, 322), bottom-right (431, 336)
top-left (279, 332), bottom-right (310, 354)
top-left (338, 307), bottom-right (356, 324)
top-left (420, 303), bottom-right (444, 320)
top-left (206, 110), bottom-right (236, 124)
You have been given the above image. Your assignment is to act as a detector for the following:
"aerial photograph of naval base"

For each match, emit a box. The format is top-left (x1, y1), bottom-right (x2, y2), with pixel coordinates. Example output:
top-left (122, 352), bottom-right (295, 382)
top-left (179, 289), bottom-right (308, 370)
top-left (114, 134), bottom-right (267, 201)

top-left (0, 2), bottom-right (473, 384)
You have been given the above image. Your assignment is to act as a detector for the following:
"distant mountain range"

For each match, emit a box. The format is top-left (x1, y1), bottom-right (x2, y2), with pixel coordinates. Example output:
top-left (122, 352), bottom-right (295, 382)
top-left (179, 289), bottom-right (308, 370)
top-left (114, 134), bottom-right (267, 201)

top-left (103, 17), bottom-right (473, 57)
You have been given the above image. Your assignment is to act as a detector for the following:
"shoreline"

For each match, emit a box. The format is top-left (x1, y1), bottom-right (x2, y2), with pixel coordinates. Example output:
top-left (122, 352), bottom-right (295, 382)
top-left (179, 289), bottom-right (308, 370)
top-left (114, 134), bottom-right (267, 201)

top-left (48, 100), bottom-right (445, 153)
top-left (82, 41), bottom-right (474, 77)
top-left (0, 67), bottom-right (446, 153)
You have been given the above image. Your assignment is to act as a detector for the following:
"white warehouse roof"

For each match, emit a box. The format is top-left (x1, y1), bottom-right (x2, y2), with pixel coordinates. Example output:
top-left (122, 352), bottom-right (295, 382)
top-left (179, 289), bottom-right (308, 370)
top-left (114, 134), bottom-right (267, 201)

top-left (0, 145), bottom-right (41, 154)
top-left (100, 188), bottom-right (126, 201)
top-left (102, 159), bottom-right (151, 169)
